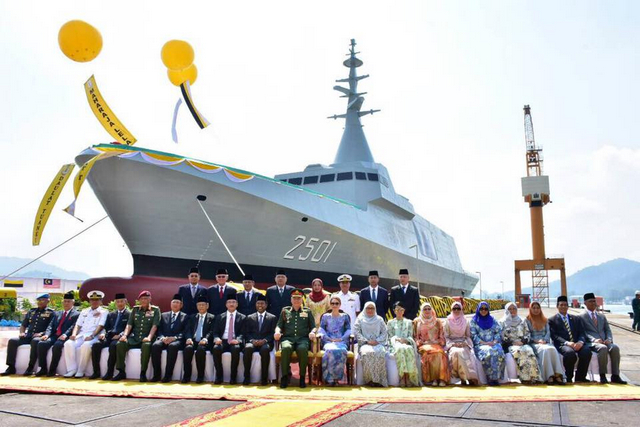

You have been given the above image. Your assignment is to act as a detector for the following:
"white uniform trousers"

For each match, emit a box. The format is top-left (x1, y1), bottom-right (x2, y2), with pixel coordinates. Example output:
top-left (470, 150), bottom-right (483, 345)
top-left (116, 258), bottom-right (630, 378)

top-left (64, 335), bottom-right (99, 375)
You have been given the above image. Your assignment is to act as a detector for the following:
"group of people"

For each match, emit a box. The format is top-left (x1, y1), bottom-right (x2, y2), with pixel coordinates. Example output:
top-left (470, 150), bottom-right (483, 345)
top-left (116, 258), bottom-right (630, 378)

top-left (1, 266), bottom-right (627, 389)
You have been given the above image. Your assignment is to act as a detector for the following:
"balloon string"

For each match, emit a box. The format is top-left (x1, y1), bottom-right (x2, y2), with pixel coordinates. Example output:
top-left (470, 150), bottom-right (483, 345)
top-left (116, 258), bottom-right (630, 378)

top-left (196, 199), bottom-right (244, 276)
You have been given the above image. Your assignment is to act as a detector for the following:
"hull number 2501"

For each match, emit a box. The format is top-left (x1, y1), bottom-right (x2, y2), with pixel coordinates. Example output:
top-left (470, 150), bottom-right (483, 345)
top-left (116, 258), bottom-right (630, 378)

top-left (283, 235), bottom-right (337, 263)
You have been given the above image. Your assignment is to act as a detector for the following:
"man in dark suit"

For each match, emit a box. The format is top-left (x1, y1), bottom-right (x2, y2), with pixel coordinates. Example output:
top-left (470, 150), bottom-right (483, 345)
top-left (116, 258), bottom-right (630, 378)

top-left (266, 269), bottom-right (294, 318)
top-left (150, 294), bottom-right (188, 382)
top-left (212, 296), bottom-right (245, 384)
top-left (182, 296), bottom-right (215, 383)
top-left (36, 292), bottom-right (79, 377)
top-left (89, 293), bottom-right (130, 380)
top-left (389, 269), bottom-right (421, 320)
top-left (579, 292), bottom-right (626, 384)
top-left (359, 270), bottom-right (390, 320)
top-left (549, 295), bottom-right (592, 383)
top-left (178, 267), bottom-right (207, 316)
top-left (237, 274), bottom-right (259, 317)
top-left (243, 294), bottom-right (276, 385)
top-left (207, 268), bottom-right (237, 316)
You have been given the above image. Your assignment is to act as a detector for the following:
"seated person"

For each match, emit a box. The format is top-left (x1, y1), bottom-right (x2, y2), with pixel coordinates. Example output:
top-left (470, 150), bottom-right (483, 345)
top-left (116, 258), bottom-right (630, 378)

top-left (36, 292), bottom-right (79, 377)
top-left (150, 294), bottom-right (188, 382)
top-left (414, 302), bottom-right (450, 387)
top-left (387, 302), bottom-right (420, 387)
top-left (526, 302), bottom-right (565, 385)
top-left (354, 302), bottom-right (388, 387)
top-left (499, 302), bottom-right (541, 385)
top-left (444, 301), bottom-right (479, 386)
top-left (243, 294), bottom-right (277, 385)
top-left (90, 293), bottom-right (130, 380)
top-left (317, 296), bottom-right (351, 386)
top-left (470, 301), bottom-right (505, 386)
top-left (212, 295), bottom-right (246, 384)
top-left (182, 296), bottom-right (215, 384)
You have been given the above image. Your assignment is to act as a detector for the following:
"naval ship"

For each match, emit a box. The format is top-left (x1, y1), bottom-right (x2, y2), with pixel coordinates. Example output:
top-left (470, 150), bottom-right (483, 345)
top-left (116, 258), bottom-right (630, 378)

top-left (79, 40), bottom-right (478, 306)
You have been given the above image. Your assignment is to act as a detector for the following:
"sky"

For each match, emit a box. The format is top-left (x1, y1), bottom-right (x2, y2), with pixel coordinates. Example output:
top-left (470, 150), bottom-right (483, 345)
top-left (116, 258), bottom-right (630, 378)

top-left (1, 1), bottom-right (638, 294)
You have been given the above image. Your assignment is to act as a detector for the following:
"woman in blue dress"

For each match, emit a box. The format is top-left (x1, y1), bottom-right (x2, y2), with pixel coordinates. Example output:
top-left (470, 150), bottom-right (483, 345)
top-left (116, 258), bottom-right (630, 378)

top-left (317, 296), bottom-right (352, 385)
top-left (470, 301), bottom-right (505, 386)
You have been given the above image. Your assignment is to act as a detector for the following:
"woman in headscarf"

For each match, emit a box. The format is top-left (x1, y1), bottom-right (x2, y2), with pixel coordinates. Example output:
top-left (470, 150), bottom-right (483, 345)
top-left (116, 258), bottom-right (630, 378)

top-left (306, 278), bottom-right (331, 326)
top-left (317, 295), bottom-right (351, 385)
top-left (414, 302), bottom-right (450, 386)
top-left (499, 302), bottom-right (541, 384)
top-left (387, 301), bottom-right (420, 387)
top-left (354, 301), bottom-right (388, 387)
top-left (526, 301), bottom-right (565, 385)
top-left (470, 301), bottom-right (505, 386)
top-left (444, 301), bottom-right (479, 386)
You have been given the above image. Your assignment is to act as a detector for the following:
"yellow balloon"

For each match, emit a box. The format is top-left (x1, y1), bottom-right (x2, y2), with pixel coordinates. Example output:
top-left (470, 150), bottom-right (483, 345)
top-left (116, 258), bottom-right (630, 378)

top-left (161, 40), bottom-right (195, 70)
top-left (167, 64), bottom-right (198, 86)
top-left (58, 20), bottom-right (103, 63)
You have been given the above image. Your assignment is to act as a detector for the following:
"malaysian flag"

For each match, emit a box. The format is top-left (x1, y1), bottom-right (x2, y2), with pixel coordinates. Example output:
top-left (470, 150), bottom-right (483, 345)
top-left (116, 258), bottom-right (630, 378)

top-left (43, 279), bottom-right (61, 289)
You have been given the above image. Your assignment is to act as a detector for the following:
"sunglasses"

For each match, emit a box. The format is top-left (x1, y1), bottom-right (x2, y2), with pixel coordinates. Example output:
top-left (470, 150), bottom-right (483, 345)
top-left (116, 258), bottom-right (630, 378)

top-left (330, 302), bottom-right (340, 305)
top-left (479, 307), bottom-right (489, 311)
top-left (452, 307), bottom-right (461, 311)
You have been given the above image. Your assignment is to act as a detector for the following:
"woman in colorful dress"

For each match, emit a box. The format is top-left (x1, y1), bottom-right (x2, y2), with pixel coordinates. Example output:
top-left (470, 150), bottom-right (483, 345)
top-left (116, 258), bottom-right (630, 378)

top-left (526, 301), bottom-right (565, 385)
top-left (470, 301), bottom-right (505, 386)
top-left (305, 278), bottom-right (331, 326)
top-left (387, 301), bottom-right (420, 387)
top-left (414, 302), bottom-right (450, 386)
top-left (354, 301), bottom-right (388, 387)
top-left (317, 295), bottom-right (351, 386)
top-left (444, 301), bottom-right (479, 386)
top-left (499, 302), bottom-right (542, 384)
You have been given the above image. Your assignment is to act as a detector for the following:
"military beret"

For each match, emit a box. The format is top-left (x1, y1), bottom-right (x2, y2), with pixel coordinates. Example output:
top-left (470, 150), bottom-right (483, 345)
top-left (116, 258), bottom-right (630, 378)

top-left (291, 289), bottom-right (304, 298)
top-left (583, 292), bottom-right (596, 301)
top-left (196, 295), bottom-right (209, 303)
top-left (216, 268), bottom-right (228, 275)
top-left (138, 290), bottom-right (151, 299)
top-left (337, 274), bottom-right (352, 282)
top-left (557, 295), bottom-right (568, 304)
top-left (189, 267), bottom-right (200, 274)
top-left (36, 293), bottom-right (50, 300)
top-left (399, 269), bottom-right (409, 275)
top-left (88, 290), bottom-right (104, 300)
top-left (243, 274), bottom-right (254, 281)
top-left (63, 291), bottom-right (75, 300)
top-left (368, 270), bottom-right (379, 277)
top-left (114, 293), bottom-right (126, 300)
top-left (172, 294), bottom-right (183, 302)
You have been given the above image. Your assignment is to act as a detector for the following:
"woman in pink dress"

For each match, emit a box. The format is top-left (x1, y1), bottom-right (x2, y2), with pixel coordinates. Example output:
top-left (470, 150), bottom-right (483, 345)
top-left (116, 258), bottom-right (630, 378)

top-left (414, 302), bottom-right (450, 386)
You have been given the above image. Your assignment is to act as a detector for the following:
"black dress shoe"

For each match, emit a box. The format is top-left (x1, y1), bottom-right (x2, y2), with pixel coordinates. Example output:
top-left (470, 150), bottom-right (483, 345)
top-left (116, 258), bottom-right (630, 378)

top-left (88, 372), bottom-right (101, 380)
top-left (242, 379), bottom-right (250, 385)
top-left (196, 376), bottom-right (205, 384)
top-left (112, 371), bottom-right (126, 381)
top-left (299, 377), bottom-right (306, 388)
top-left (23, 369), bottom-right (34, 376)
top-left (46, 371), bottom-right (56, 377)
top-left (230, 379), bottom-right (237, 385)
top-left (150, 375), bottom-right (161, 383)
top-left (161, 376), bottom-right (171, 383)
top-left (181, 377), bottom-right (190, 384)
top-left (575, 378), bottom-right (591, 384)
top-left (261, 379), bottom-right (268, 386)
top-left (280, 375), bottom-right (289, 389)
top-left (35, 369), bottom-right (48, 377)
top-left (139, 373), bottom-right (147, 383)
top-left (611, 375), bottom-right (627, 385)
top-left (213, 377), bottom-right (222, 385)
top-left (102, 373), bottom-right (113, 381)
top-left (600, 376), bottom-right (609, 384)
top-left (1, 367), bottom-right (16, 376)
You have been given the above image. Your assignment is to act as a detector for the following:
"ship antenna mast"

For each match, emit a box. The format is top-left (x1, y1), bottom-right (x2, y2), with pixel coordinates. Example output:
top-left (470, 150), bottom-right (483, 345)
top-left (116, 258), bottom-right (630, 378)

top-left (328, 39), bottom-right (380, 164)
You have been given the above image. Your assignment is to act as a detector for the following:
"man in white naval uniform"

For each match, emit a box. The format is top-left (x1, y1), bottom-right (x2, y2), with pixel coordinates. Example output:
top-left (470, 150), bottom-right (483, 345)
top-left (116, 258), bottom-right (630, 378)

top-left (332, 274), bottom-right (361, 331)
top-left (63, 291), bottom-right (108, 378)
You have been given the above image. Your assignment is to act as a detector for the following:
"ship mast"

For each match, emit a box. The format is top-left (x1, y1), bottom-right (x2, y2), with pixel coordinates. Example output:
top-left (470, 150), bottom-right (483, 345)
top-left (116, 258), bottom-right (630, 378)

top-left (328, 39), bottom-right (380, 164)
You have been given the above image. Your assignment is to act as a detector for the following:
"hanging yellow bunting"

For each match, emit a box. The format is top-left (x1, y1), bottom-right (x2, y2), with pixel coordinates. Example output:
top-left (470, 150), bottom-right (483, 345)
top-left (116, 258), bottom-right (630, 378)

top-left (84, 75), bottom-right (137, 145)
top-left (32, 163), bottom-right (76, 246)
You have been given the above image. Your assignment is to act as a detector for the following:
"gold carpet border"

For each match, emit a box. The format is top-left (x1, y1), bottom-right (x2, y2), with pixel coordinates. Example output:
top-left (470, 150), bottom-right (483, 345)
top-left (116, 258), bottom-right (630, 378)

top-left (168, 401), bottom-right (271, 427)
top-left (287, 402), bottom-right (366, 427)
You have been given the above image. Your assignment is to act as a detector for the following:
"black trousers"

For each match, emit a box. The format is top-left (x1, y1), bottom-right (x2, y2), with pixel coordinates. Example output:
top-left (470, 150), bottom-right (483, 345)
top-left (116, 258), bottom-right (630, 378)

top-left (37, 337), bottom-right (65, 373)
top-left (243, 342), bottom-right (272, 383)
top-left (91, 338), bottom-right (119, 376)
top-left (183, 343), bottom-right (209, 380)
top-left (6, 336), bottom-right (43, 370)
top-left (151, 340), bottom-right (184, 378)
top-left (212, 340), bottom-right (242, 381)
top-left (558, 344), bottom-right (592, 381)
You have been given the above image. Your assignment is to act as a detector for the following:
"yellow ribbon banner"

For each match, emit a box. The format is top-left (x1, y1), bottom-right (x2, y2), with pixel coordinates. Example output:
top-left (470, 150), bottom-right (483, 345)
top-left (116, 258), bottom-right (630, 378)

top-left (84, 75), bottom-right (137, 145)
top-left (32, 163), bottom-right (75, 246)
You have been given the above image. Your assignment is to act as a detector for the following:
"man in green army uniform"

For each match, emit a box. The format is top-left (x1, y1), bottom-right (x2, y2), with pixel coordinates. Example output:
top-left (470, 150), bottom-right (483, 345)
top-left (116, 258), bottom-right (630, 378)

top-left (113, 290), bottom-right (160, 382)
top-left (274, 289), bottom-right (316, 389)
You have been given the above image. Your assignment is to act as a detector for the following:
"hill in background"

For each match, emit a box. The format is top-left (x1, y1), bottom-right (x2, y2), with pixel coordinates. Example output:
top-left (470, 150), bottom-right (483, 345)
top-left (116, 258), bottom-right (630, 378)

top-left (0, 256), bottom-right (90, 280)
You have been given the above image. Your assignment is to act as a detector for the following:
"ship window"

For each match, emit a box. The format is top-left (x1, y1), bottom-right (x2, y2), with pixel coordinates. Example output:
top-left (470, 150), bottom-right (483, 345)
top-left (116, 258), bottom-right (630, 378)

top-left (337, 172), bottom-right (353, 181)
top-left (279, 179), bottom-right (287, 182)
top-left (320, 174), bottom-right (335, 183)
top-left (303, 176), bottom-right (319, 185)
top-left (367, 173), bottom-right (379, 181)
top-left (355, 172), bottom-right (367, 180)
top-left (288, 177), bottom-right (302, 185)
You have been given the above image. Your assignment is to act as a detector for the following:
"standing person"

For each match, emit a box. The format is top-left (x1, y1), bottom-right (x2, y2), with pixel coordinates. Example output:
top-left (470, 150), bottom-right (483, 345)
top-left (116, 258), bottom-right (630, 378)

top-left (243, 294), bottom-right (277, 385)
top-left (359, 271), bottom-right (390, 320)
top-left (2, 294), bottom-right (54, 376)
top-left (579, 292), bottom-right (626, 384)
top-left (63, 291), bottom-right (108, 378)
top-left (354, 302), bottom-right (389, 387)
top-left (499, 302), bottom-right (541, 385)
top-left (526, 301), bottom-right (565, 385)
top-left (178, 267), bottom-right (207, 316)
top-left (150, 294), bottom-right (188, 382)
top-left (549, 296), bottom-right (592, 383)
top-left (182, 296), bottom-right (215, 384)
top-left (266, 269), bottom-right (294, 318)
top-left (305, 278), bottom-right (330, 326)
top-left (212, 296), bottom-right (246, 384)
top-left (274, 289), bottom-right (316, 389)
top-left (36, 292), bottom-right (79, 377)
top-left (237, 274), bottom-right (259, 317)
top-left (414, 302), bottom-right (450, 387)
top-left (632, 291), bottom-right (640, 331)
top-left (443, 301), bottom-right (479, 386)
top-left (317, 296), bottom-right (351, 386)
top-left (387, 302), bottom-right (420, 387)
top-left (113, 290), bottom-right (161, 382)
top-left (470, 301), bottom-right (505, 386)
top-left (90, 293), bottom-right (130, 380)
top-left (332, 274), bottom-right (360, 330)
top-left (389, 269), bottom-right (421, 320)
top-left (207, 268), bottom-right (237, 316)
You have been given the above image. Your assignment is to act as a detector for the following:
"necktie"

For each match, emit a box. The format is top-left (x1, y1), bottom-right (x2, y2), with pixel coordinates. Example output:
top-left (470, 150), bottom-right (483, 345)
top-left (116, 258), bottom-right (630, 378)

top-left (372, 288), bottom-right (377, 303)
top-left (246, 292), bottom-right (250, 305)
top-left (258, 314), bottom-right (263, 332)
top-left (403, 286), bottom-right (407, 294)
top-left (191, 286), bottom-right (196, 299)
top-left (279, 287), bottom-right (283, 297)
top-left (115, 310), bottom-right (122, 328)
top-left (56, 311), bottom-right (68, 336)
top-left (171, 313), bottom-right (177, 326)
top-left (219, 286), bottom-right (224, 299)
top-left (592, 312), bottom-right (598, 327)
top-left (195, 315), bottom-right (204, 341)
top-left (563, 315), bottom-right (574, 341)
top-left (229, 313), bottom-right (235, 340)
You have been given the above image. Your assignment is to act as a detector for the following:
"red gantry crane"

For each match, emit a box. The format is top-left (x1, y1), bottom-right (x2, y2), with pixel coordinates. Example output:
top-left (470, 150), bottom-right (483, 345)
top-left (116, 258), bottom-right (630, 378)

top-left (514, 105), bottom-right (567, 307)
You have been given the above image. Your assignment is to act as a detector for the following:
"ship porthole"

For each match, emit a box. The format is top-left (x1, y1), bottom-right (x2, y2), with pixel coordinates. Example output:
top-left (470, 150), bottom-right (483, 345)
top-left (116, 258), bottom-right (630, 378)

top-left (301, 217), bottom-right (309, 222)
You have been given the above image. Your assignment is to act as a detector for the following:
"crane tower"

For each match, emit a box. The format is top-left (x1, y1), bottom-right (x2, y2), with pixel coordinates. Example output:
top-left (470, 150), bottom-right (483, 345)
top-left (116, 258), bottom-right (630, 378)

top-left (514, 105), bottom-right (567, 307)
